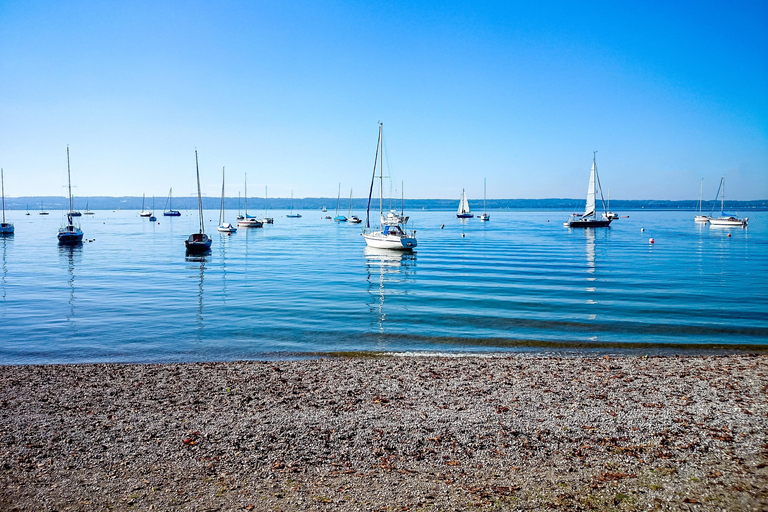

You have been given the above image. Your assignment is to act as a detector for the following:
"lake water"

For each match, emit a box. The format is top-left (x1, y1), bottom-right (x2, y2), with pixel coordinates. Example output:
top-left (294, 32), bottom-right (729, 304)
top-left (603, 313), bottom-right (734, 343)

top-left (1, 209), bottom-right (766, 364)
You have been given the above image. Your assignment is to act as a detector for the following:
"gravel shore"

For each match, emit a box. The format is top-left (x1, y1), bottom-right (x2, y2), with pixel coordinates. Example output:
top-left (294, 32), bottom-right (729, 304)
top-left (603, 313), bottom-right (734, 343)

top-left (1, 355), bottom-right (766, 511)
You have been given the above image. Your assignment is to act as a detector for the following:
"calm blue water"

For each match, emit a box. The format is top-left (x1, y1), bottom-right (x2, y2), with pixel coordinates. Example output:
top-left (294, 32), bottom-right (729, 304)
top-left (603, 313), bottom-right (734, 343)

top-left (1, 209), bottom-right (766, 364)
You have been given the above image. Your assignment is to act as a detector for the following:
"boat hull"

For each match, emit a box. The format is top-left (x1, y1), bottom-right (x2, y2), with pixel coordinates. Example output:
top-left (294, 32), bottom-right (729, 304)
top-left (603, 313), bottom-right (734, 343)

top-left (565, 218), bottom-right (612, 228)
top-left (456, 213), bottom-right (474, 218)
top-left (479, 214), bottom-right (490, 221)
top-left (163, 211), bottom-right (181, 217)
top-left (709, 217), bottom-right (747, 227)
top-left (217, 223), bottom-right (237, 233)
top-left (0, 223), bottom-right (14, 235)
top-left (185, 233), bottom-right (212, 253)
top-left (334, 216), bottom-right (347, 222)
top-left (362, 232), bottom-right (417, 250)
top-left (139, 212), bottom-right (152, 217)
top-left (694, 215), bottom-right (709, 223)
top-left (286, 214), bottom-right (302, 218)
top-left (57, 229), bottom-right (83, 244)
top-left (237, 217), bottom-right (263, 228)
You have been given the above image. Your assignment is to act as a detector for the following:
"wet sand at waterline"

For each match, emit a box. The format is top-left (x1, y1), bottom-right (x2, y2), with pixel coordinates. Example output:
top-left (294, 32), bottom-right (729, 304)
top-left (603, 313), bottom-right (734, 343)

top-left (1, 355), bottom-right (766, 510)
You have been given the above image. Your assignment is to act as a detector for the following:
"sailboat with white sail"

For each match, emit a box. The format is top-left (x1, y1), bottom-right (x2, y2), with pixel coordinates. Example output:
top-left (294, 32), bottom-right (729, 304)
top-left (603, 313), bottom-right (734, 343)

top-left (708, 176), bottom-right (748, 227)
top-left (217, 167), bottom-right (237, 233)
top-left (362, 122), bottom-right (417, 250)
top-left (139, 193), bottom-right (152, 217)
top-left (456, 189), bottom-right (473, 218)
top-left (0, 168), bottom-right (14, 235)
top-left (564, 152), bottom-right (612, 228)
top-left (163, 188), bottom-right (181, 216)
top-left (237, 174), bottom-right (263, 227)
top-left (479, 178), bottom-right (490, 221)
top-left (286, 191), bottom-right (302, 218)
top-left (57, 146), bottom-right (84, 244)
top-left (694, 179), bottom-right (709, 222)
top-left (185, 150), bottom-right (212, 253)
top-left (83, 200), bottom-right (94, 215)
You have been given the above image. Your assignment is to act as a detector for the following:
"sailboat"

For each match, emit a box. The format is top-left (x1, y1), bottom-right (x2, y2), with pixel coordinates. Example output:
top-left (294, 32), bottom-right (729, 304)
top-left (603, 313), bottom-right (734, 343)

top-left (262, 186), bottom-right (273, 224)
top-left (185, 150), bottom-right (212, 253)
top-left (237, 173), bottom-right (263, 227)
top-left (57, 146), bottom-right (84, 244)
top-left (163, 188), bottom-right (181, 216)
top-left (333, 183), bottom-right (347, 222)
top-left (286, 191), bottom-right (302, 218)
top-left (479, 178), bottom-right (490, 221)
top-left (694, 179), bottom-right (709, 222)
top-left (217, 167), bottom-right (237, 233)
top-left (26, 204), bottom-right (30, 216)
top-left (362, 122), bottom-right (417, 250)
top-left (708, 176), bottom-right (748, 227)
top-left (348, 189), bottom-right (362, 223)
top-left (564, 152), bottom-right (612, 228)
top-left (0, 168), bottom-right (14, 235)
top-left (148, 196), bottom-right (157, 222)
top-left (604, 189), bottom-right (618, 219)
top-left (83, 200), bottom-right (94, 215)
top-left (39, 201), bottom-right (49, 215)
top-left (139, 193), bottom-right (152, 217)
top-left (456, 189), bottom-right (473, 218)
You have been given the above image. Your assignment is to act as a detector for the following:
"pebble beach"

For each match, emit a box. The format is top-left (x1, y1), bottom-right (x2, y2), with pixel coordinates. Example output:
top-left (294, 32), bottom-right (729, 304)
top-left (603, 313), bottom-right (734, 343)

top-left (1, 355), bottom-right (766, 511)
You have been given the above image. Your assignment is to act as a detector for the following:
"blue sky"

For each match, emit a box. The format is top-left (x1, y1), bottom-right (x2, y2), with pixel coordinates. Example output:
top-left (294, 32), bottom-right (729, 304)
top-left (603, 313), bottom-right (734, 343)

top-left (1, 0), bottom-right (766, 200)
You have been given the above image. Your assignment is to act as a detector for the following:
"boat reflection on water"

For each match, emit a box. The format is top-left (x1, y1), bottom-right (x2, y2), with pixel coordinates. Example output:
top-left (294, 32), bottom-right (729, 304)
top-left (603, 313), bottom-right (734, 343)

top-left (364, 247), bottom-right (416, 338)
top-left (1, 237), bottom-right (9, 303)
top-left (185, 254), bottom-right (208, 333)
top-left (581, 229), bottom-right (599, 330)
top-left (58, 243), bottom-right (83, 324)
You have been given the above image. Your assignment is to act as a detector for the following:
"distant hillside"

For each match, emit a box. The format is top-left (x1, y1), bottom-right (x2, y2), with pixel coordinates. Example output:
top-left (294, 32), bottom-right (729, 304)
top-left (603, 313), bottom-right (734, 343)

top-left (4, 197), bottom-right (768, 211)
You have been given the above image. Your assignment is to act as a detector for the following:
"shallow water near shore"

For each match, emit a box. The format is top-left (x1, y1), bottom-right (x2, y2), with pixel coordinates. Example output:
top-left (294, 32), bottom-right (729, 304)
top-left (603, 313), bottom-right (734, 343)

top-left (0, 209), bottom-right (766, 364)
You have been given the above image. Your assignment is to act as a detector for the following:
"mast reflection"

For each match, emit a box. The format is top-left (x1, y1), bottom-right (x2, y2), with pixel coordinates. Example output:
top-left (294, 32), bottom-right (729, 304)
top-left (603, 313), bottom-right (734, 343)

top-left (185, 254), bottom-right (208, 333)
top-left (58, 244), bottom-right (83, 324)
top-left (364, 247), bottom-right (416, 336)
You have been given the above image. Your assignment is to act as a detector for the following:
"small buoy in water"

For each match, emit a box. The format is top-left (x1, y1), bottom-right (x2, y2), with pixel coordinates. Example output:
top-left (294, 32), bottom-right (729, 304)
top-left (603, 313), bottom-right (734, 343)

top-left (649, 238), bottom-right (655, 244)
top-left (440, 224), bottom-right (444, 229)
top-left (462, 233), bottom-right (465, 237)
top-left (641, 227), bottom-right (644, 232)
top-left (547, 219), bottom-right (550, 222)
top-left (728, 233), bottom-right (732, 237)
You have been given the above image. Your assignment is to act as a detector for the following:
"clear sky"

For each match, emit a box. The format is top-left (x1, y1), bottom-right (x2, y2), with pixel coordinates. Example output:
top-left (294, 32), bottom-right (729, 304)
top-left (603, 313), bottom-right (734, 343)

top-left (1, 0), bottom-right (766, 200)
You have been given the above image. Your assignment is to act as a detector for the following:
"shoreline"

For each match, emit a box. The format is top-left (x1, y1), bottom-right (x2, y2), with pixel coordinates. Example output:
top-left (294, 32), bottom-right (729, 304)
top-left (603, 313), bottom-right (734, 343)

top-left (2, 354), bottom-right (766, 510)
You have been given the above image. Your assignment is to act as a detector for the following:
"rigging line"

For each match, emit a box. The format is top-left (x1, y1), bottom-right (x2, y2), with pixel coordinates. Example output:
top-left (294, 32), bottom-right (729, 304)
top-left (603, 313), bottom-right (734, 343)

top-left (365, 126), bottom-right (381, 229)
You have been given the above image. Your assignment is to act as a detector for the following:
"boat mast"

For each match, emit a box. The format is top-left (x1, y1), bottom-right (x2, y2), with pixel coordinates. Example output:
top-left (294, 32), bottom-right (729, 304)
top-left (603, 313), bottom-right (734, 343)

top-left (721, 176), bottom-right (725, 214)
top-left (67, 146), bottom-right (73, 214)
top-left (336, 183), bottom-right (341, 215)
top-left (698, 179), bottom-right (703, 214)
top-left (401, 181), bottom-right (404, 217)
top-left (265, 185), bottom-right (268, 216)
top-left (348, 188), bottom-right (353, 217)
top-left (483, 178), bottom-right (487, 214)
top-left (1, 168), bottom-right (5, 223)
top-left (195, 150), bottom-right (204, 234)
top-left (379, 122), bottom-right (384, 222)
top-left (244, 174), bottom-right (248, 216)
top-left (220, 167), bottom-right (226, 225)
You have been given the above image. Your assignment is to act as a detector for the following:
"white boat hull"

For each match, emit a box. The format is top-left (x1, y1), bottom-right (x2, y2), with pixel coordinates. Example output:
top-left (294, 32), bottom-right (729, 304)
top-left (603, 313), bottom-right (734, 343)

top-left (237, 217), bottom-right (263, 227)
top-left (217, 223), bottom-right (237, 233)
top-left (362, 232), bottom-right (417, 250)
top-left (139, 211), bottom-right (152, 217)
top-left (694, 215), bottom-right (709, 223)
top-left (709, 217), bottom-right (747, 227)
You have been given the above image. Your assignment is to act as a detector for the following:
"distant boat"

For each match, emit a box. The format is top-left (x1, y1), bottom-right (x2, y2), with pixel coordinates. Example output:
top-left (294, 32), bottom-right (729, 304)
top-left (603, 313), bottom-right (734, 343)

top-left (0, 168), bottom-right (14, 235)
top-left (286, 191), bottom-right (302, 218)
top-left (237, 173), bottom-right (263, 228)
top-left (362, 122), bottom-right (417, 250)
top-left (57, 146), bottom-right (84, 244)
top-left (348, 189), bottom-right (362, 223)
top-left (708, 176), bottom-right (747, 227)
top-left (83, 200), bottom-right (95, 215)
top-left (564, 152), bottom-right (612, 228)
top-left (149, 196), bottom-right (157, 222)
top-left (479, 178), bottom-right (490, 221)
top-left (139, 193), bottom-right (152, 217)
top-left (39, 201), bottom-right (49, 215)
top-left (604, 188), bottom-right (618, 220)
top-left (322, 206), bottom-right (327, 212)
top-left (185, 150), bottom-right (212, 253)
top-left (262, 186), bottom-right (273, 224)
top-left (694, 179), bottom-right (709, 223)
top-left (163, 188), bottom-right (181, 216)
top-left (217, 166), bottom-right (237, 233)
top-left (333, 183), bottom-right (347, 222)
top-left (25, 204), bottom-right (30, 216)
top-left (456, 189), bottom-right (473, 218)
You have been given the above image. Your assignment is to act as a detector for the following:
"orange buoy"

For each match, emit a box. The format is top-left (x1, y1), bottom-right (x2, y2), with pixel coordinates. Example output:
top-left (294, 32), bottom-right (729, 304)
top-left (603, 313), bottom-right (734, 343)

top-left (649, 238), bottom-right (655, 244)
top-left (727, 233), bottom-right (732, 237)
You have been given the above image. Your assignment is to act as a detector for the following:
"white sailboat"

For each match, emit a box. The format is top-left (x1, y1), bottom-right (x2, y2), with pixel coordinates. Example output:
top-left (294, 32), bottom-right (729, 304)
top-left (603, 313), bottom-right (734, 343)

top-left (564, 152), bottom-right (612, 228)
top-left (83, 200), bottom-right (94, 215)
top-left (456, 189), bottom-right (473, 218)
top-left (237, 173), bottom-right (263, 228)
top-left (185, 150), bottom-right (212, 253)
top-left (217, 167), bottom-right (237, 233)
top-left (139, 193), bottom-right (152, 217)
top-left (0, 168), bottom-right (14, 235)
top-left (362, 122), bottom-right (417, 250)
top-left (694, 179), bottom-right (709, 222)
top-left (262, 186), bottom-right (273, 224)
top-left (605, 188), bottom-right (618, 220)
top-left (163, 188), bottom-right (181, 216)
top-left (57, 146), bottom-right (84, 244)
top-left (348, 189), bottom-right (362, 223)
top-left (286, 191), bottom-right (302, 218)
top-left (708, 176), bottom-right (747, 227)
top-left (479, 178), bottom-right (490, 221)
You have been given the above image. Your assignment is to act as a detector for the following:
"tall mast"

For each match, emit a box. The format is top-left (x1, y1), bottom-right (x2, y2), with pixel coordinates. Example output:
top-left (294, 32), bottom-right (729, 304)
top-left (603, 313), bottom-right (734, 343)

top-left (1, 168), bottom-right (5, 223)
top-left (265, 185), bottom-right (268, 215)
top-left (195, 150), bottom-right (204, 233)
top-left (401, 181), bottom-right (404, 216)
top-left (379, 122), bottom-right (383, 220)
top-left (699, 178), bottom-right (703, 214)
top-left (721, 176), bottom-right (725, 214)
top-left (67, 146), bottom-right (73, 214)
top-left (220, 167), bottom-right (226, 225)
top-left (483, 178), bottom-right (487, 214)
top-left (244, 173), bottom-right (248, 215)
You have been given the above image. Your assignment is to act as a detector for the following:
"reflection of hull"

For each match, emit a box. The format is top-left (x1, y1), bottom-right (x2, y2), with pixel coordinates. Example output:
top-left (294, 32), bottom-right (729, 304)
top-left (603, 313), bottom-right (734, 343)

top-left (694, 215), bottom-right (709, 223)
top-left (362, 231), bottom-right (417, 250)
top-left (709, 216), bottom-right (747, 227)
